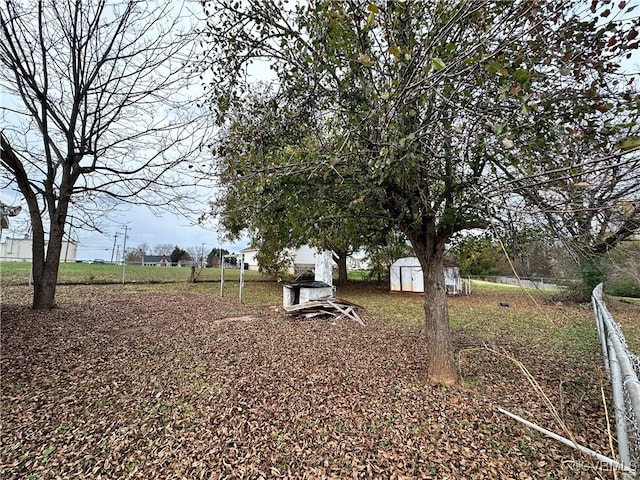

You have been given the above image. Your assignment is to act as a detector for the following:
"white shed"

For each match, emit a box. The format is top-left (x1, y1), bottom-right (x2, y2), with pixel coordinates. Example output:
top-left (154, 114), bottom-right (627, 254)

top-left (390, 257), bottom-right (462, 295)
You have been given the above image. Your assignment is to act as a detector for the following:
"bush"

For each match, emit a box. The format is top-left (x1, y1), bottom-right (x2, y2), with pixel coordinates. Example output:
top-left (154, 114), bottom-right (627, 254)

top-left (606, 279), bottom-right (640, 298)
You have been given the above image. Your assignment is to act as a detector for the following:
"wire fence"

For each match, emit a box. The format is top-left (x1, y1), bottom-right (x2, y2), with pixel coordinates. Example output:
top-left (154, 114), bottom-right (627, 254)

top-left (470, 275), bottom-right (571, 291)
top-left (592, 283), bottom-right (640, 477)
top-left (0, 262), bottom-right (259, 287)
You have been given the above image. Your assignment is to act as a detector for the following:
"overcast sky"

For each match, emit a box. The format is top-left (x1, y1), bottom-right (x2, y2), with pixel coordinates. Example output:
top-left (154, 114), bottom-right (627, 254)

top-left (74, 210), bottom-right (248, 262)
top-left (0, 192), bottom-right (249, 261)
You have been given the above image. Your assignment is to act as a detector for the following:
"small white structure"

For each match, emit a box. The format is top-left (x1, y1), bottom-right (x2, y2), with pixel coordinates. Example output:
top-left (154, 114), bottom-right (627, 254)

top-left (314, 250), bottom-right (333, 286)
top-left (347, 249), bottom-right (371, 271)
top-left (0, 236), bottom-right (77, 263)
top-left (389, 256), bottom-right (462, 295)
top-left (240, 247), bottom-right (259, 270)
top-left (0, 203), bottom-right (21, 234)
top-left (241, 245), bottom-right (317, 274)
top-left (283, 250), bottom-right (336, 309)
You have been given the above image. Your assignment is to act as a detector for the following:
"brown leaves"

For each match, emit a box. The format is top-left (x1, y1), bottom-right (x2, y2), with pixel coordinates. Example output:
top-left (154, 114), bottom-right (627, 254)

top-left (0, 285), bottom-right (618, 478)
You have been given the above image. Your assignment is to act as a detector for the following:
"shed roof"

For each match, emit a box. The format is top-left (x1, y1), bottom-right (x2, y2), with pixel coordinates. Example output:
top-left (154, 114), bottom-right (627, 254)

top-left (143, 255), bottom-right (168, 263)
top-left (391, 256), bottom-right (420, 268)
top-left (390, 256), bottom-right (459, 268)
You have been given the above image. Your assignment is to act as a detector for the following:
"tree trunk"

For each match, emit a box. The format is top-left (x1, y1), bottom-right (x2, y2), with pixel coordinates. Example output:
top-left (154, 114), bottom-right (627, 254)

top-left (335, 253), bottom-right (348, 285)
top-left (30, 183), bottom-right (69, 309)
top-left (410, 230), bottom-right (458, 385)
top-left (33, 258), bottom-right (61, 309)
top-left (32, 217), bottom-right (65, 309)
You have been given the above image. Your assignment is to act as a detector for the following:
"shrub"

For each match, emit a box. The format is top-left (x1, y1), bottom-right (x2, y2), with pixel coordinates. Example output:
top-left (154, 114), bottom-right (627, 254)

top-left (606, 279), bottom-right (640, 298)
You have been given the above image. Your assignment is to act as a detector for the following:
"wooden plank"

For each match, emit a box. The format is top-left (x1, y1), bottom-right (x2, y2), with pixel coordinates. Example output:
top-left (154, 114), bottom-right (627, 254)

top-left (283, 300), bottom-right (335, 313)
top-left (284, 299), bottom-right (365, 326)
top-left (327, 301), bottom-right (366, 326)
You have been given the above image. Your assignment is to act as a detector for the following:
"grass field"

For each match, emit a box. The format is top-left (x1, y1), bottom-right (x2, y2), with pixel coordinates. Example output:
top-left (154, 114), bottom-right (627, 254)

top-left (0, 261), bottom-right (263, 285)
top-left (2, 263), bottom-right (639, 478)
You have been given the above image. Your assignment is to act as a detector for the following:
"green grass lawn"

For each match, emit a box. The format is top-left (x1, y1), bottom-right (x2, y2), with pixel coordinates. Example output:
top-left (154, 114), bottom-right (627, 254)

top-left (0, 261), bottom-right (267, 286)
top-left (3, 261), bottom-right (637, 355)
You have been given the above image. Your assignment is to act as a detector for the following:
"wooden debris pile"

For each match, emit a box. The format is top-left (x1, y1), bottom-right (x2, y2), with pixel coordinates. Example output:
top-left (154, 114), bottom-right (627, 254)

top-left (283, 298), bottom-right (365, 326)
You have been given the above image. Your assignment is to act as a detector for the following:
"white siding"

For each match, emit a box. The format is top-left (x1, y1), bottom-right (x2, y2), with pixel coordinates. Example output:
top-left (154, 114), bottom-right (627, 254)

top-left (0, 237), bottom-right (77, 263)
top-left (390, 257), bottom-right (461, 294)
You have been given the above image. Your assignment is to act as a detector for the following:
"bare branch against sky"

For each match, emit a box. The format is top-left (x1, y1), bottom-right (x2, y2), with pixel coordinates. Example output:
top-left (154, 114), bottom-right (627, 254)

top-left (0, 0), bottom-right (219, 307)
top-left (0, 0), bottom-right (226, 261)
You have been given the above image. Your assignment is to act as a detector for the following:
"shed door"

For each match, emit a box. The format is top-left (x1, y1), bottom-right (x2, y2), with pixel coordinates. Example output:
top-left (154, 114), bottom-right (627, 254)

top-left (400, 266), bottom-right (423, 292)
top-left (400, 267), bottom-right (412, 291)
top-left (411, 267), bottom-right (424, 292)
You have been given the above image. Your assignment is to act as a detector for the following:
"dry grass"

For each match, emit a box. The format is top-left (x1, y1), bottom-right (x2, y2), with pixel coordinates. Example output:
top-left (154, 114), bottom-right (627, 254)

top-left (2, 281), bottom-right (637, 479)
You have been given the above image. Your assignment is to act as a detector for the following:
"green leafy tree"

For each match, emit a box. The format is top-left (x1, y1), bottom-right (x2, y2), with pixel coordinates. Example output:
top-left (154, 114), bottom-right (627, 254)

top-left (450, 234), bottom-right (508, 277)
top-left (604, 240), bottom-right (640, 298)
top-left (207, 248), bottom-right (230, 267)
top-left (364, 229), bottom-right (414, 282)
top-left (214, 88), bottom-right (385, 284)
top-left (450, 226), bottom-right (561, 278)
top-left (201, 0), bottom-right (638, 384)
top-left (170, 246), bottom-right (190, 265)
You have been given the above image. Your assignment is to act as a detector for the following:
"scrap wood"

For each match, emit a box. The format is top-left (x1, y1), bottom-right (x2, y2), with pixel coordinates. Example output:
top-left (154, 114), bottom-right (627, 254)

top-left (284, 299), bottom-right (365, 326)
top-left (302, 310), bottom-right (335, 319)
top-left (327, 300), bottom-right (365, 326)
top-left (283, 300), bottom-right (335, 313)
top-left (334, 297), bottom-right (364, 309)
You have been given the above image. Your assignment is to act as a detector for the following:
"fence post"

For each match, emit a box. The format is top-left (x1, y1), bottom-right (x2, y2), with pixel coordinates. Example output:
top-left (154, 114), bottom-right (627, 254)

top-left (220, 259), bottom-right (225, 297)
top-left (239, 254), bottom-right (244, 303)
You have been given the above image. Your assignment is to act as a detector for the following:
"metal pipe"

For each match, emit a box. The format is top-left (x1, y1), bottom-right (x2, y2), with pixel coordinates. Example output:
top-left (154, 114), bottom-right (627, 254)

top-left (592, 283), bottom-right (640, 476)
top-left (607, 330), bottom-right (633, 470)
top-left (239, 254), bottom-right (244, 303)
top-left (592, 291), bottom-right (611, 379)
top-left (498, 407), bottom-right (636, 475)
top-left (220, 256), bottom-right (225, 297)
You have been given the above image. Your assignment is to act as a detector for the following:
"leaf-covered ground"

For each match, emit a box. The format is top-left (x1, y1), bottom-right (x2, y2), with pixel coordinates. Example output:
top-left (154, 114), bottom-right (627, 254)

top-left (1, 284), bottom-right (632, 479)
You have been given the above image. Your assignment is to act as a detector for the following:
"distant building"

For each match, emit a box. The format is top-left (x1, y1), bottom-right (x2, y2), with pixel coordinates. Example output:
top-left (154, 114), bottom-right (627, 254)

top-left (142, 254), bottom-right (169, 267)
top-left (0, 236), bottom-right (77, 263)
top-left (0, 203), bottom-right (21, 234)
top-left (241, 245), bottom-right (368, 275)
top-left (241, 245), bottom-right (321, 274)
top-left (346, 250), bottom-right (371, 271)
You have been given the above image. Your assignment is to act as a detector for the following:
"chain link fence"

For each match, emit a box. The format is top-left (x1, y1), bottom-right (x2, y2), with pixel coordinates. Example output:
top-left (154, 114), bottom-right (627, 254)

top-left (592, 283), bottom-right (640, 477)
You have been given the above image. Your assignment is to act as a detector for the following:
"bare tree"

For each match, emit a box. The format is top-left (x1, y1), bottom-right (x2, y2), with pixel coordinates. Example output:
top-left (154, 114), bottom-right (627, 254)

top-left (0, 0), bottom-right (212, 308)
top-left (153, 244), bottom-right (175, 256)
top-left (124, 243), bottom-right (149, 265)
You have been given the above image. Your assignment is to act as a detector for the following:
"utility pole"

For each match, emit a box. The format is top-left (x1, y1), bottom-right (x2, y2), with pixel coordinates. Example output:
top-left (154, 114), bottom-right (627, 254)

top-left (121, 225), bottom-right (128, 284)
top-left (110, 232), bottom-right (118, 264)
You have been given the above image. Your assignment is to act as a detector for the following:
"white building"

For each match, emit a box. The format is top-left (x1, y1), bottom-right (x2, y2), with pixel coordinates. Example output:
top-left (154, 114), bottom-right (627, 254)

top-left (241, 245), bottom-right (318, 274)
top-left (0, 236), bottom-right (77, 263)
top-left (389, 256), bottom-right (462, 295)
top-left (241, 244), bottom-right (372, 276)
top-left (346, 249), bottom-right (371, 271)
